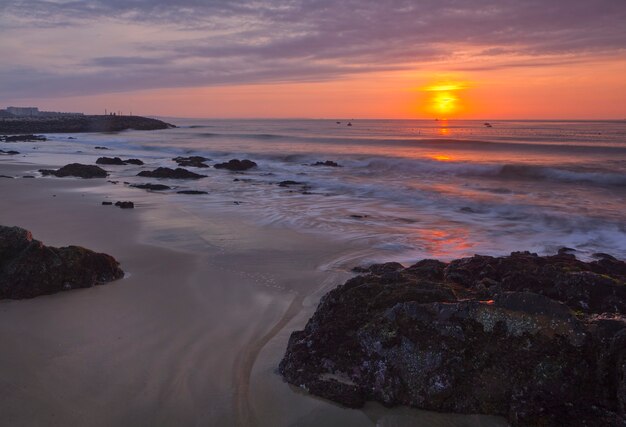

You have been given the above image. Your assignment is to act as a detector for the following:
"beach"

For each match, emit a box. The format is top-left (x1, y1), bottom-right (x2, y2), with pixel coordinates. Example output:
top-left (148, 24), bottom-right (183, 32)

top-left (1, 118), bottom-right (625, 425)
top-left (0, 159), bottom-right (510, 426)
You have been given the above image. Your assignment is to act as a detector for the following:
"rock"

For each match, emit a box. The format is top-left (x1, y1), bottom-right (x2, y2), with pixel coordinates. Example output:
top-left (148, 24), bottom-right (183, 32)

top-left (124, 158), bottom-right (144, 165)
top-left (96, 156), bottom-right (126, 165)
top-left (114, 201), bottom-right (134, 209)
top-left (311, 160), bottom-right (341, 167)
top-left (214, 159), bottom-right (257, 171)
top-left (137, 167), bottom-right (206, 179)
top-left (176, 190), bottom-right (208, 195)
top-left (130, 183), bottom-right (171, 191)
top-left (0, 149), bottom-right (20, 155)
top-left (102, 201), bottom-right (113, 205)
top-left (94, 146), bottom-right (109, 150)
top-left (97, 157), bottom-right (144, 166)
top-left (173, 156), bottom-right (210, 168)
top-left (280, 251), bottom-right (626, 426)
top-left (278, 180), bottom-right (304, 187)
top-left (0, 175), bottom-right (13, 179)
top-left (1, 134), bottom-right (46, 142)
top-left (22, 175), bottom-right (35, 178)
top-left (39, 163), bottom-right (108, 178)
top-left (0, 225), bottom-right (123, 299)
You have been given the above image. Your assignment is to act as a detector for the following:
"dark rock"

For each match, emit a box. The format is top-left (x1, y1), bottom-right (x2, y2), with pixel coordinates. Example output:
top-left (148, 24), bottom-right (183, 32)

top-left (349, 214), bottom-right (367, 219)
top-left (2, 134), bottom-right (46, 142)
top-left (94, 146), bottom-right (109, 150)
top-left (0, 225), bottom-right (123, 299)
top-left (311, 160), bottom-right (341, 167)
top-left (176, 190), bottom-right (208, 195)
top-left (130, 183), bottom-right (171, 191)
top-left (96, 156), bottom-right (125, 165)
top-left (123, 158), bottom-right (144, 165)
top-left (39, 163), bottom-right (108, 178)
top-left (173, 156), bottom-right (210, 168)
top-left (137, 167), bottom-right (205, 179)
top-left (114, 201), bottom-right (134, 209)
top-left (0, 149), bottom-right (20, 155)
top-left (280, 251), bottom-right (626, 426)
top-left (278, 180), bottom-right (304, 187)
top-left (97, 157), bottom-right (144, 166)
top-left (22, 175), bottom-right (35, 178)
top-left (102, 201), bottom-right (113, 205)
top-left (214, 159), bottom-right (257, 171)
top-left (0, 175), bottom-right (13, 179)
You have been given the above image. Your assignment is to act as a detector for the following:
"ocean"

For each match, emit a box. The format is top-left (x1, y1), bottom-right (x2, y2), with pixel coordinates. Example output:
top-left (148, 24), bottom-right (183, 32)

top-left (15, 118), bottom-right (626, 264)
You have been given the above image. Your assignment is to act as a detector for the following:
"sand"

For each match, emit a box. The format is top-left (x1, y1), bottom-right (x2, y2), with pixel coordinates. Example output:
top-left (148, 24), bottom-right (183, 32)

top-left (0, 160), bottom-right (509, 426)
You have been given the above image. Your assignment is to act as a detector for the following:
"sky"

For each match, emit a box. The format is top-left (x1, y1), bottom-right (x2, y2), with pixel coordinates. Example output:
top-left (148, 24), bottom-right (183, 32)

top-left (1, 0), bottom-right (625, 119)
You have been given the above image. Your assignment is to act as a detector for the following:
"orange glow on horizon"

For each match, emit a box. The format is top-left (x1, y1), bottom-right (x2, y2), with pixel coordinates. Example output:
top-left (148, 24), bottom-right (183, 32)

top-left (421, 81), bottom-right (469, 119)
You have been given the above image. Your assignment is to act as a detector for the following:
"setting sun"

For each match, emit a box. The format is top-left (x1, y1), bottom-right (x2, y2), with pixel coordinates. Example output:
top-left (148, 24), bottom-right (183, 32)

top-left (421, 81), bottom-right (468, 118)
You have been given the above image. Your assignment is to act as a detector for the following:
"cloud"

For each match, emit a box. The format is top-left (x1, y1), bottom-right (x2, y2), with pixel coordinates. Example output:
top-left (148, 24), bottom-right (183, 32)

top-left (1, 0), bottom-right (625, 98)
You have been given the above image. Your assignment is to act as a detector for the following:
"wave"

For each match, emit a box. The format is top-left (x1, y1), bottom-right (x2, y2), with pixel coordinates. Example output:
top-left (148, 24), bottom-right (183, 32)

top-left (358, 158), bottom-right (626, 187)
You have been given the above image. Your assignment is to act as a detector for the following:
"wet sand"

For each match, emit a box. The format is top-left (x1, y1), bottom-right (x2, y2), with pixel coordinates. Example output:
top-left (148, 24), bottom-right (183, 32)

top-left (0, 161), bottom-right (509, 426)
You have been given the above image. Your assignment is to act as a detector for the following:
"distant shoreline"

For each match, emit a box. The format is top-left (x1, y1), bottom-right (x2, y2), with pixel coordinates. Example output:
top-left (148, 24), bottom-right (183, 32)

top-left (0, 115), bottom-right (175, 134)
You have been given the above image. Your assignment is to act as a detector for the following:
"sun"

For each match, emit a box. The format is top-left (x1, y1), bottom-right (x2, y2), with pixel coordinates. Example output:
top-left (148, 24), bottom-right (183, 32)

top-left (420, 81), bottom-right (468, 118)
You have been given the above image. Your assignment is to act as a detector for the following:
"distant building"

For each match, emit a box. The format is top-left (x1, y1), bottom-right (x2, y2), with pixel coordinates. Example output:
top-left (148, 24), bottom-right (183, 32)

top-left (6, 106), bottom-right (39, 117)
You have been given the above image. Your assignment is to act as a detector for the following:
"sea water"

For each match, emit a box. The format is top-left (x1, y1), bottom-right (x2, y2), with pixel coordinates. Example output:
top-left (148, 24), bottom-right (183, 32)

top-left (11, 118), bottom-right (626, 264)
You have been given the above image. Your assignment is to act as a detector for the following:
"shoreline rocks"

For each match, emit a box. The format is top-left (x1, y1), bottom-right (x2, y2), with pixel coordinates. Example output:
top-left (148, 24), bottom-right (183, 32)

top-left (214, 159), bottom-right (257, 171)
top-left (40, 163), bottom-right (108, 178)
top-left (279, 251), bottom-right (626, 426)
top-left (137, 167), bottom-right (206, 179)
top-left (96, 157), bottom-right (144, 166)
top-left (0, 225), bottom-right (124, 299)
top-left (130, 183), bottom-right (171, 191)
top-left (173, 156), bottom-right (210, 168)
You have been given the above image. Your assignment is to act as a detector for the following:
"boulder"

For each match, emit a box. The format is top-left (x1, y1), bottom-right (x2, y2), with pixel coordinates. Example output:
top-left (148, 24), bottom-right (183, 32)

top-left (96, 157), bottom-right (144, 165)
top-left (173, 156), bottom-right (210, 168)
top-left (280, 251), bottom-right (626, 426)
top-left (39, 163), bottom-right (108, 178)
top-left (114, 201), bottom-right (134, 209)
top-left (311, 160), bottom-right (341, 167)
top-left (124, 158), bottom-right (144, 165)
top-left (214, 159), bottom-right (257, 171)
top-left (278, 180), bottom-right (304, 187)
top-left (0, 225), bottom-right (124, 299)
top-left (96, 156), bottom-right (126, 165)
top-left (130, 183), bottom-right (171, 191)
top-left (176, 190), bottom-right (208, 195)
top-left (137, 167), bottom-right (206, 179)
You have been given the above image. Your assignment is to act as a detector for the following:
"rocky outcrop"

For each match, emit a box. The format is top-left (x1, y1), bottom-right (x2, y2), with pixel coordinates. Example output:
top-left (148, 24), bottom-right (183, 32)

top-left (280, 251), bottom-right (626, 426)
top-left (114, 201), bottom-right (134, 209)
top-left (177, 190), bottom-right (208, 195)
top-left (0, 225), bottom-right (124, 299)
top-left (173, 156), bottom-right (210, 168)
top-left (130, 183), bottom-right (171, 191)
top-left (0, 116), bottom-right (174, 134)
top-left (40, 163), bottom-right (108, 178)
top-left (0, 149), bottom-right (20, 155)
top-left (137, 167), bottom-right (206, 179)
top-left (311, 160), bottom-right (341, 167)
top-left (96, 157), bottom-right (144, 166)
top-left (214, 159), bottom-right (257, 171)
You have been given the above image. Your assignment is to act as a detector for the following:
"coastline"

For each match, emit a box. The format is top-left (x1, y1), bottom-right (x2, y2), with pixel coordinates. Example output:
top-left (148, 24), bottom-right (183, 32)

top-left (0, 157), bottom-right (510, 426)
